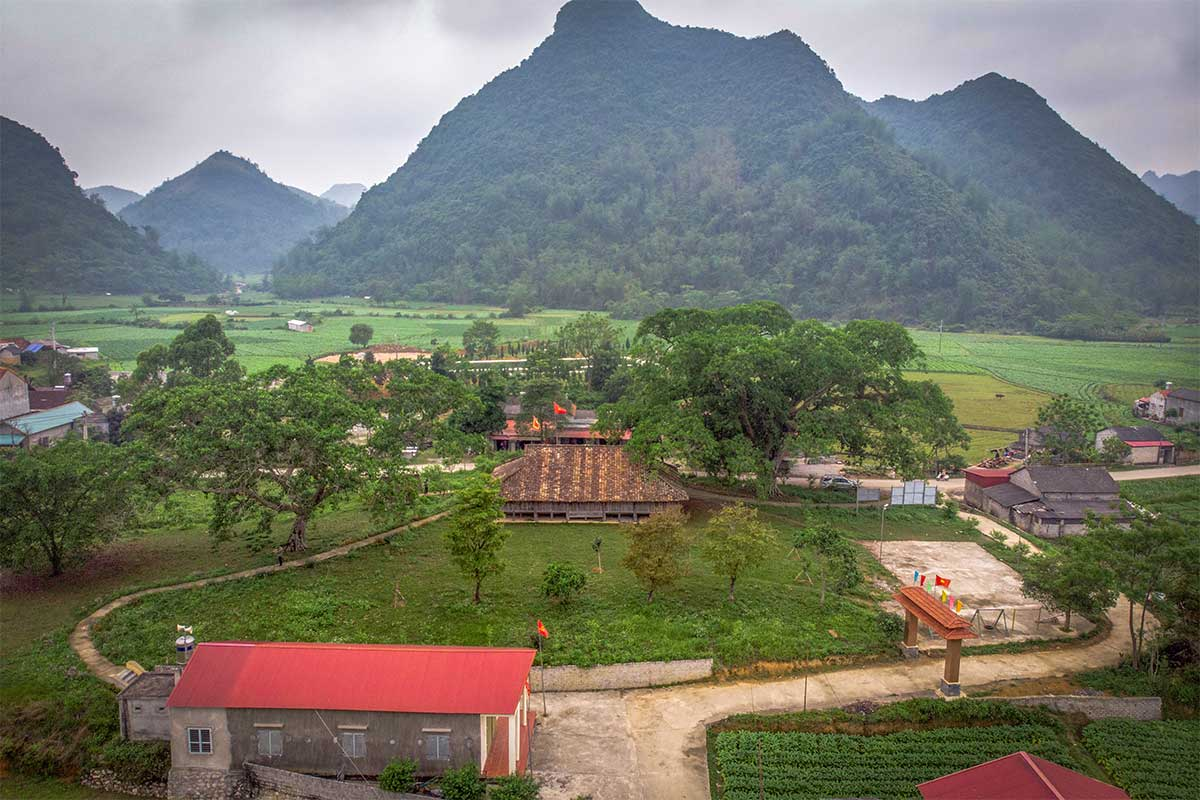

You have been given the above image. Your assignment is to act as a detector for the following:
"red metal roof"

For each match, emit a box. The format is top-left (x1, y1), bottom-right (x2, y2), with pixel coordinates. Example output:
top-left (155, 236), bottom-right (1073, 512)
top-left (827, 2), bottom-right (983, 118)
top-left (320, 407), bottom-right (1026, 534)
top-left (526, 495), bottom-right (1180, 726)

top-left (894, 586), bottom-right (978, 640)
top-left (918, 751), bottom-right (1129, 800)
top-left (168, 642), bottom-right (535, 716)
top-left (964, 465), bottom-right (1019, 487)
top-left (1125, 440), bottom-right (1174, 447)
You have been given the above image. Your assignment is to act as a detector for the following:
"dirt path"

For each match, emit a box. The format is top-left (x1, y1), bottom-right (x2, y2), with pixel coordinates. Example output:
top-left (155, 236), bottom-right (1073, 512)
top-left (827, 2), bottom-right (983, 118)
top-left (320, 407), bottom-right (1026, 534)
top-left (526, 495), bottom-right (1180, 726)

top-left (69, 512), bottom-right (447, 687)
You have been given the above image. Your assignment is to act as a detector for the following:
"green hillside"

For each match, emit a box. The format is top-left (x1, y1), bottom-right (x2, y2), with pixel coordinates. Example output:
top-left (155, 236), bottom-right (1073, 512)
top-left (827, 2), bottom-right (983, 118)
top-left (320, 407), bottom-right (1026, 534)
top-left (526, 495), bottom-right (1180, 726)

top-left (120, 151), bottom-right (349, 275)
top-left (82, 184), bottom-right (142, 214)
top-left (273, 0), bottom-right (1195, 328)
top-left (867, 75), bottom-right (1199, 314)
top-left (0, 116), bottom-right (220, 294)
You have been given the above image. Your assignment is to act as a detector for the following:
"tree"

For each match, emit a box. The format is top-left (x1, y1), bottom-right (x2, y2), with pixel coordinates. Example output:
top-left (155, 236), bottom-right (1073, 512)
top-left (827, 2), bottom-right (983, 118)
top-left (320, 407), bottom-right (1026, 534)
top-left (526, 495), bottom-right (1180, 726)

top-left (130, 315), bottom-right (241, 387)
top-left (792, 523), bottom-right (862, 608)
top-left (1034, 395), bottom-right (1105, 462)
top-left (445, 476), bottom-right (508, 603)
top-left (462, 320), bottom-right (500, 358)
top-left (128, 365), bottom-right (378, 552)
top-left (1099, 436), bottom-right (1132, 465)
top-left (600, 304), bottom-right (967, 494)
top-left (621, 507), bottom-right (691, 602)
top-left (557, 312), bottom-right (618, 356)
top-left (1020, 542), bottom-right (1118, 632)
top-left (374, 360), bottom-right (472, 451)
top-left (349, 323), bottom-right (374, 348)
top-left (700, 502), bottom-right (774, 601)
top-left (542, 561), bottom-right (587, 603)
top-left (587, 343), bottom-right (623, 392)
top-left (0, 439), bottom-right (144, 575)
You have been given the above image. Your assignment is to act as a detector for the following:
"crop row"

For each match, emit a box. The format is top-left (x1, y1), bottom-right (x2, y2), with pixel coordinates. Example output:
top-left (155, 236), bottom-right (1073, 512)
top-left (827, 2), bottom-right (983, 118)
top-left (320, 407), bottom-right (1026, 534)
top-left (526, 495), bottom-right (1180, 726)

top-left (713, 725), bottom-right (1074, 800)
top-left (1082, 719), bottom-right (1200, 800)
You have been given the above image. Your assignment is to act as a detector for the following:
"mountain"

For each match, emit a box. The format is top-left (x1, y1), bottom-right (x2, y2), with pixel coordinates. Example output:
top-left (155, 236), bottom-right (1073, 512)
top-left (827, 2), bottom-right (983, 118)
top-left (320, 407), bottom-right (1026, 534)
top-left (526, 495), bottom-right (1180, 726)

top-left (1141, 170), bottom-right (1200, 220)
top-left (83, 184), bottom-right (143, 214)
top-left (119, 151), bottom-right (350, 274)
top-left (321, 183), bottom-right (368, 208)
top-left (0, 116), bottom-right (220, 294)
top-left (274, 0), bottom-right (1197, 326)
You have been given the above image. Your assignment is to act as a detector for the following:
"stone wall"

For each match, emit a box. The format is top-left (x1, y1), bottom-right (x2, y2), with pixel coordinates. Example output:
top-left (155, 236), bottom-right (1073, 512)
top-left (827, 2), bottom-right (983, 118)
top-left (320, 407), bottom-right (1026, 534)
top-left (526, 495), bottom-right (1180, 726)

top-left (168, 767), bottom-right (252, 800)
top-left (246, 763), bottom-right (422, 800)
top-left (82, 768), bottom-right (166, 798)
top-left (537, 658), bottom-right (712, 691)
top-left (1004, 694), bottom-right (1162, 720)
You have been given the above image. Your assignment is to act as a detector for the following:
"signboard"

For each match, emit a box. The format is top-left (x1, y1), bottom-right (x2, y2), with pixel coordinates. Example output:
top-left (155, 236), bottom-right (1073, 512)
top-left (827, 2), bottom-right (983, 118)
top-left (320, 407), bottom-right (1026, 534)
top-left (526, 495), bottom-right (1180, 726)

top-left (891, 479), bottom-right (937, 506)
top-left (856, 487), bottom-right (881, 503)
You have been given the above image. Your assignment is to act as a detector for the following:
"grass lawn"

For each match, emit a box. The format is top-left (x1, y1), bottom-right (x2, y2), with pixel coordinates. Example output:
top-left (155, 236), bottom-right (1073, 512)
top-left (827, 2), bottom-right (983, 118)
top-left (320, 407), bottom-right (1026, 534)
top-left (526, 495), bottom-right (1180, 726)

top-left (905, 371), bottom-right (1046, 461)
top-left (88, 502), bottom-right (960, 671)
top-left (0, 776), bottom-right (132, 799)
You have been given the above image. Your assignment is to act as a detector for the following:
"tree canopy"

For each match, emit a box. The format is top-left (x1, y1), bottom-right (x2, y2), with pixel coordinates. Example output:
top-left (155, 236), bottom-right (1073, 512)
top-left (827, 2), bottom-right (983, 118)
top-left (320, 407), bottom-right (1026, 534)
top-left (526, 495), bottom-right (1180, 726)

top-left (444, 476), bottom-right (508, 603)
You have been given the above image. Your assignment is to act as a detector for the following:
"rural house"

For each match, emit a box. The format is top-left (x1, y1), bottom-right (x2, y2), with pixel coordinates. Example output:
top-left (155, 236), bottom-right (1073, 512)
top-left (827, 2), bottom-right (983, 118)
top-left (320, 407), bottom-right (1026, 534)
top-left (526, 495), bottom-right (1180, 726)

top-left (918, 750), bottom-right (1130, 800)
top-left (166, 641), bottom-right (535, 799)
top-left (286, 319), bottom-right (312, 333)
top-left (1163, 386), bottom-right (1200, 426)
top-left (0, 367), bottom-right (30, 419)
top-left (1094, 426), bottom-right (1176, 465)
top-left (118, 667), bottom-right (179, 741)
top-left (964, 464), bottom-right (1129, 537)
top-left (0, 400), bottom-right (94, 448)
top-left (489, 401), bottom-right (630, 450)
top-left (493, 444), bottom-right (688, 521)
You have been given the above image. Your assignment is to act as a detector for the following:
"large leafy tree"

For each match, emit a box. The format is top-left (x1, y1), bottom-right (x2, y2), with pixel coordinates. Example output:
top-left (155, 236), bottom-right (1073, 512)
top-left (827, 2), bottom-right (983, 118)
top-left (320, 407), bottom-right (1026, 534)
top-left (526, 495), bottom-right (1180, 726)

top-left (1020, 541), bottom-right (1118, 632)
top-left (792, 523), bottom-right (862, 608)
top-left (0, 439), bottom-right (145, 575)
top-left (374, 360), bottom-right (473, 452)
top-left (444, 476), bottom-right (508, 603)
top-left (1034, 395), bottom-right (1106, 462)
top-left (462, 320), bottom-right (500, 358)
top-left (700, 502), bottom-right (774, 601)
top-left (128, 364), bottom-right (378, 552)
top-left (130, 314), bottom-right (241, 387)
top-left (349, 323), bottom-right (374, 348)
top-left (556, 312), bottom-right (619, 356)
top-left (601, 303), bottom-right (967, 492)
top-left (621, 507), bottom-right (691, 603)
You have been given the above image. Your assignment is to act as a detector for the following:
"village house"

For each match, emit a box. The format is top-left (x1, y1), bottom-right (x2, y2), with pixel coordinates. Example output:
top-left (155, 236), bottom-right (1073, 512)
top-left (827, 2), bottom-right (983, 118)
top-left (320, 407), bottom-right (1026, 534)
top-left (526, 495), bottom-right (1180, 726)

top-left (493, 443), bottom-right (688, 521)
top-left (1095, 425), bottom-right (1176, 465)
top-left (490, 401), bottom-right (630, 450)
top-left (0, 401), bottom-right (95, 448)
top-left (1163, 386), bottom-right (1200, 426)
top-left (0, 367), bottom-right (30, 419)
top-left (963, 464), bottom-right (1129, 537)
top-left (64, 346), bottom-right (101, 360)
top-left (0, 338), bottom-right (28, 365)
top-left (286, 319), bottom-right (313, 333)
top-left (165, 641), bottom-right (535, 800)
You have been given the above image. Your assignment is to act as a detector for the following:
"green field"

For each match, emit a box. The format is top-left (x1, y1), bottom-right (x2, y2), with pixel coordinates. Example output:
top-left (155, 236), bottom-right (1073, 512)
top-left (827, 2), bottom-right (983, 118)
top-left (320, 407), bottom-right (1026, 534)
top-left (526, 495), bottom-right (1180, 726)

top-left (905, 371), bottom-right (1048, 461)
top-left (0, 294), bottom-right (636, 372)
top-left (1083, 719), bottom-right (1200, 800)
top-left (1119, 476), bottom-right (1200, 525)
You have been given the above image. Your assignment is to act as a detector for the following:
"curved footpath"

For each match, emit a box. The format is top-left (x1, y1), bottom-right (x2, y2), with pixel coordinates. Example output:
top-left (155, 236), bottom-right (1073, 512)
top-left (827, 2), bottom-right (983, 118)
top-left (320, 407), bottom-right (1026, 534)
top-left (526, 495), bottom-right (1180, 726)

top-left (70, 512), bottom-right (447, 687)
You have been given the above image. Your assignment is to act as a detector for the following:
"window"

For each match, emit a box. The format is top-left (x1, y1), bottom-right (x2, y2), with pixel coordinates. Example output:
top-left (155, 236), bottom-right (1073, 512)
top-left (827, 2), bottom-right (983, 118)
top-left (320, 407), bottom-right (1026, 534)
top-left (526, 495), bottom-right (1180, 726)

top-left (341, 732), bottom-right (365, 758)
top-left (257, 729), bottom-right (282, 757)
top-left (424, 732), bottom-right (450, 761)
top-left (187, 727), bottom-right (213, 755)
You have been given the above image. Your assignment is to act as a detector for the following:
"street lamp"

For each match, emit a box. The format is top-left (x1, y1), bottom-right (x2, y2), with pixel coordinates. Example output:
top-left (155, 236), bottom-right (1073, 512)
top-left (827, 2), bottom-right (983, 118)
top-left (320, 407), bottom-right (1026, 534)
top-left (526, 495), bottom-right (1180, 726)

top-left (879, 502), bottom-right (891, 560)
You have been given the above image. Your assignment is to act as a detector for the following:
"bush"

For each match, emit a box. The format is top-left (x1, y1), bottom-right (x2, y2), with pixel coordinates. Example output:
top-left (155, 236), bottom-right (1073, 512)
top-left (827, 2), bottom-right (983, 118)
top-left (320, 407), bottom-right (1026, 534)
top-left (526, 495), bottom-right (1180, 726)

top-left (440, 764), bottom-right (486, 800)
top-left (876, 611), bottom-right (904, 641)
top-left (489, 774), bottom-right (541, 800)
top-left (541, 561), bottom-right (587, 603)
top-left (378, 757), bottom-right (418, 793)
top-left (93, 739), bottom-right (170, 784)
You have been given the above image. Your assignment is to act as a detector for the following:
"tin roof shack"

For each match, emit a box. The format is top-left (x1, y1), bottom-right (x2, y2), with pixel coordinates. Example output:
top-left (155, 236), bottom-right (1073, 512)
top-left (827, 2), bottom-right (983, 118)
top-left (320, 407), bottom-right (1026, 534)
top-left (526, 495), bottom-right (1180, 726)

top-left (1095, 426), bottom-right (1176, 465)
top-left (118, 668), bottom-right (179, 741)
top-left (1163, 387), bottom-right (1200, 426)
top-left (918, 751), bottom-right (1130, 800)
top-left (0, 401), bottom-right (93, 448)
top-left (286, 319), bottom-right (312, 333)
top-left (165, 642), bottom-right (535, 800)
top-left (965, 465), bottom-right (1129, 538)
top-left (494, 444), bottom-right (688, 521)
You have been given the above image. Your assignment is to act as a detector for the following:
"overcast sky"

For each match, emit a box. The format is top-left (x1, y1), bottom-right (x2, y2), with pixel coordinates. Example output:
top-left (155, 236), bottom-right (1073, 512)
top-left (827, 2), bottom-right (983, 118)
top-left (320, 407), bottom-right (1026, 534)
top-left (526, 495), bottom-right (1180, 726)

top-left (2, 0), bottom-right (1196, 195)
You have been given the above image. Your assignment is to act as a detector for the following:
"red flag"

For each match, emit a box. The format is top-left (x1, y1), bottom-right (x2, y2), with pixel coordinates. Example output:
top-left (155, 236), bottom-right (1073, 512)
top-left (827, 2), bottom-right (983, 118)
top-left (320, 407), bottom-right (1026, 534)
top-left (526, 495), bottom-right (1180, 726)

top-left (537, 619), bottom-right (549, 638)
top-left (919, 574), bottom-right (927, 586)
top-left (553, 401), bottom-right (568, 415)
top-left (934, 575), bottom-right (951, 588)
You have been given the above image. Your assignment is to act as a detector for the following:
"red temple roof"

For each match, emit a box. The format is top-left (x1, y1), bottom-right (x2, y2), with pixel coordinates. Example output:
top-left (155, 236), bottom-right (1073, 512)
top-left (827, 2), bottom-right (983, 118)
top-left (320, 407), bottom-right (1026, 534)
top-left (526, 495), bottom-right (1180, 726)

top-left (168, 641), bottom-right (535, 716)
top-left (918, 750), bottom-right (1129, 799)
top-left (894, 586), bottom-right (978, 640)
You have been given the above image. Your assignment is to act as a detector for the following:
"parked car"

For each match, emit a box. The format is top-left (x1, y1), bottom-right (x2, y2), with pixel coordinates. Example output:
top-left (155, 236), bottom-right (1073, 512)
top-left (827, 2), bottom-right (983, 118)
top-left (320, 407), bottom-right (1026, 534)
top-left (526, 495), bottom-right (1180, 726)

top-left (820, 475), bottom-right (859, 490)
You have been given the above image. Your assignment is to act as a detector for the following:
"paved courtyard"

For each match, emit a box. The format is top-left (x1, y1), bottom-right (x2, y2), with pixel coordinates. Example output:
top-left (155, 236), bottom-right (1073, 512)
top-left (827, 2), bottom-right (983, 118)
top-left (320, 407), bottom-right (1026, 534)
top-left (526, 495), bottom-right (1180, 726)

top-left (874, 539), bottom-right (1095, 644)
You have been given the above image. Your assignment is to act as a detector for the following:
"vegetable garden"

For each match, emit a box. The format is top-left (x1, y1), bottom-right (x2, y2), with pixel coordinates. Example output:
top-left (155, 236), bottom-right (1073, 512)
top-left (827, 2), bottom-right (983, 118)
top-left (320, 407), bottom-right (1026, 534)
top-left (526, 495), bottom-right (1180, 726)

top-left (1082, 719), bottom-right (1200, 800)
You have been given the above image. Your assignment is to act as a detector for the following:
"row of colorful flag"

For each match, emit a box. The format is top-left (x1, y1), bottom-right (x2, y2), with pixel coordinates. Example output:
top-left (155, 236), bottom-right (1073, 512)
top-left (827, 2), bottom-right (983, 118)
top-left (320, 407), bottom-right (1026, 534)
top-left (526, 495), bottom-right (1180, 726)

top-left (913, 571), bottom-right (964, 613)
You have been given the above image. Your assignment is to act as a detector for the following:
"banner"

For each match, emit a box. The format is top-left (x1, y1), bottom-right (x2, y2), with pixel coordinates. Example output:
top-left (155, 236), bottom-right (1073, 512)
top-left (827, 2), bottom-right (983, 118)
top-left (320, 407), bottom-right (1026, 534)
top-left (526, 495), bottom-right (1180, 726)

top-left (935, 575), bottom-right (951, 588)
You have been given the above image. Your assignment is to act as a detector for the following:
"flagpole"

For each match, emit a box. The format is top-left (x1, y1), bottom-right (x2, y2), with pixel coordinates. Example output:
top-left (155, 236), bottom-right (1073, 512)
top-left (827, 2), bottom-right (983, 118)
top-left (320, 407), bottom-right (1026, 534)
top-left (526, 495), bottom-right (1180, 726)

top-left (538, 636), bottom-right (547, 716)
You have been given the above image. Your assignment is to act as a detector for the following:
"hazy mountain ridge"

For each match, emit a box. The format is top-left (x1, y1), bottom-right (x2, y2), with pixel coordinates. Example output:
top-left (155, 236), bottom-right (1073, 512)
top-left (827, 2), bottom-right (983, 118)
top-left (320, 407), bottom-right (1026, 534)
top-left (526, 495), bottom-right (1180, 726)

top-left (83, 184), bottom-right (143, 214)
top-left (321, 183), bottom-right (368, 208)
top-left (1141, 170), bottom-right (1200, 220)
top-left (273, 0), bottom-right (1195, 326)
top-left (119, 150), bottom-right (350, 274)
top-left (0, 116), bottom-right (220, 294)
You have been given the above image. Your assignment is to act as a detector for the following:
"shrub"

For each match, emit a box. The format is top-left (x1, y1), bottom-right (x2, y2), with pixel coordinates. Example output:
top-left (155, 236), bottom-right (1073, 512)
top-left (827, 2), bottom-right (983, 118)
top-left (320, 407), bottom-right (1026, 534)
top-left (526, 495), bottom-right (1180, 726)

top-left (489, 773), bottom-right (541, 800)
top-left (378, 757), bottom-right (418, 793)
top-left (541, 561), bottom-right (587, 603)
top-left (440, 764), bottom-right (486, 800)
top-left (876, 610), bottom-right (904, 641)
top-left (93, 739), bottom-right (171, 784)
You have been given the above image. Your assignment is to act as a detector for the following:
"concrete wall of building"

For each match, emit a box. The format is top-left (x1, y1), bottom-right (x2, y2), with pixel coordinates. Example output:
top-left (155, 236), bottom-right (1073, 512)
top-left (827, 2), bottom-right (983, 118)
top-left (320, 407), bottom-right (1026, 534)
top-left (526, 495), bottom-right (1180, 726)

top-left (246, 763), bottom-right (423, 800)
top-left (1165, 396), bottom-right (1200, 425)
top-left (121, 697), bottom-right (172, 741)
top-left (170, 707), bottom-right (234, 771)
top-left (0, 371), bottom-right (29, 419)
top-left (222, 708), bottom-right (481, 778)
top-left (963, 481), bottom-right (989, 510)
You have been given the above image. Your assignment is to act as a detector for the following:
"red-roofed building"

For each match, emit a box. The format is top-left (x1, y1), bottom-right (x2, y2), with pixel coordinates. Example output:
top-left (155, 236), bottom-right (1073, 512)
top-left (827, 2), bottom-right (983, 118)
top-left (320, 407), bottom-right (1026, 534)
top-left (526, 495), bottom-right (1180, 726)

top-left (918, 750), bottom-right (1130, 800)
top-left (164, 642), bottom-right (535, 798)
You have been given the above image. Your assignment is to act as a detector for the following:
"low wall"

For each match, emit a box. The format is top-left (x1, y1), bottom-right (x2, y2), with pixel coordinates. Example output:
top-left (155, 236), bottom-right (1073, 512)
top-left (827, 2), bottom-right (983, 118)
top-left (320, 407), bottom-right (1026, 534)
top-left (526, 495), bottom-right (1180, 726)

top-left (537, 658), bottom-right (713, 691)
top-left (1004, 695), bottom-right (1162, 720)
top-left (83, 769), bottom-right (166, 798)
top-left (246, 763), bottom-right (422, 800)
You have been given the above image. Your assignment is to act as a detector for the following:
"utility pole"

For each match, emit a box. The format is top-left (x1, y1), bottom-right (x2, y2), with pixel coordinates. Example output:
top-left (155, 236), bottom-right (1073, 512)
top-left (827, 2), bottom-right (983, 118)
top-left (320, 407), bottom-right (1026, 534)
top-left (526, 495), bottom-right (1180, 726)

top-left (938, 320), bottom-right (944, 355)
top-left (879, 502), bottom-right (890, 560)
top-left (50, 321), bottom-right (57, 375)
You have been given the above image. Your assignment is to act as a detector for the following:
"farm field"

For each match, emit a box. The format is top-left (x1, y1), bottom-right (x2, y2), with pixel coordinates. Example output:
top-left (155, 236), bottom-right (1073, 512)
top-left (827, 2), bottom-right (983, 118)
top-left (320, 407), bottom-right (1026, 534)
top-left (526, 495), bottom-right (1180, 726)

top-left (1082, 719), bottom-right (1200, 800)
top-left (1119, 475), bottom-right (1200, 525)
top-left (86, 503), bottom-right (958, 671)
top-left (0, 294), bottom-right (636, 372)
top-left (905, 371), bottom-right (1047, 461)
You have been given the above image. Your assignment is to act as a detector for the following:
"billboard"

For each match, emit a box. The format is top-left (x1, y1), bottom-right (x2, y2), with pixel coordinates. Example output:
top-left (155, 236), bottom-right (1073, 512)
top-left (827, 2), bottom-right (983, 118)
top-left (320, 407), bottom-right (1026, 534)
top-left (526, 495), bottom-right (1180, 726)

top-left (891, 479), bottom-right (937, 506)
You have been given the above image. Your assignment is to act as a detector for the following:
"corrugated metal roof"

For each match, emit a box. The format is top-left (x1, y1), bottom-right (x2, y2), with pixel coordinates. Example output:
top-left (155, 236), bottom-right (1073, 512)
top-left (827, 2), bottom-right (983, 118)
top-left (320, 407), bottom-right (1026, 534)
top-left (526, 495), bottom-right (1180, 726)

top-left (495, 444), bottom-right (688, 503)
top-left (0, 433), bottom-right (25, 446)
top-left (981, 482), bottom-right (1039, 507)
top-left (167, 642), bottom-right (535, 716)
top-left (918, 751), bottom-right (1129, 799)
top-left (4, 401), bottom-right (92, 435)
top-left (1023, 465), bottom-right (1118, 495)
top-left (1108, 425), bottom-right (1169, 442)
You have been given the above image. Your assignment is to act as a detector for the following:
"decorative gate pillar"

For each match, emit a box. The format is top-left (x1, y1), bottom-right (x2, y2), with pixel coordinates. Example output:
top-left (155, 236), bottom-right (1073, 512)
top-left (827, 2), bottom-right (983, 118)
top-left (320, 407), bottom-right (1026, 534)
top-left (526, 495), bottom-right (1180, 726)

top-left (892, 586), bottom-right (978, 697)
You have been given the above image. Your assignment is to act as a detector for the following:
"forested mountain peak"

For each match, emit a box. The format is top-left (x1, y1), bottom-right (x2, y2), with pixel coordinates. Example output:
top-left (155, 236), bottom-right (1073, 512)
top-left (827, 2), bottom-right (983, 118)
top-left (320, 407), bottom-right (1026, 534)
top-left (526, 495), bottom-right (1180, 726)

top-left (83, 184), bottom-right (143, 214)
top-left (119, 148), bottom-right (349, 274)
top-left (1140, 170), bottom-right (1200, 220)
top-left (273, 2), bottom-right (1197, 327)
top-left (321, 183), bottom-right (367, 208)
top-left (0, 115), bottom-right (219, 293)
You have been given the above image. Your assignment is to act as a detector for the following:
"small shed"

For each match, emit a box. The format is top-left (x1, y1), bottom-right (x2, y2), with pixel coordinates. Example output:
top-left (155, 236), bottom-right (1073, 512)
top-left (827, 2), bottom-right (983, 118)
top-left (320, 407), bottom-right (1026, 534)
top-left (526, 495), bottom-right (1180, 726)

top-left (286, 319), bottom-right (312, 333)
top-left (918, 750), bottom-right (1129, 799)
top-left (118, 667), bottom-right (178, 741)
top-left (493, 444), bottom-right (687, 521)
